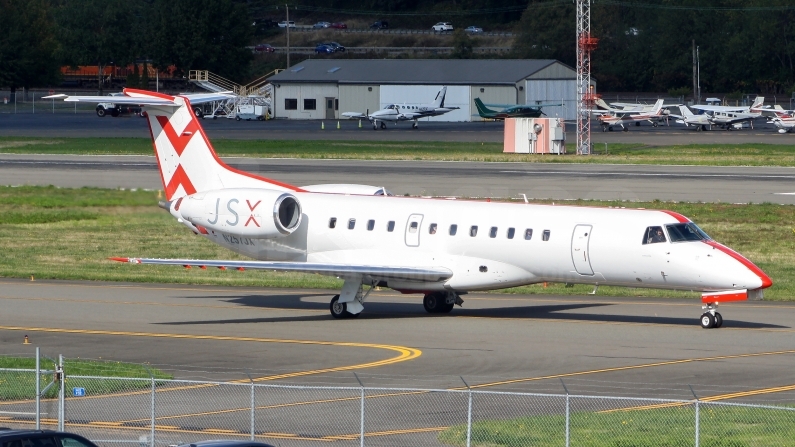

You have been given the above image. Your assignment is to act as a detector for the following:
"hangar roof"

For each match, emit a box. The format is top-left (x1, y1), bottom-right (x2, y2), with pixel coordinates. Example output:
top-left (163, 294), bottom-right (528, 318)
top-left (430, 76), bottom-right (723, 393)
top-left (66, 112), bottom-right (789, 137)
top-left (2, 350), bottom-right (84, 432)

top-left (268, 59), bottom-right (572, 85)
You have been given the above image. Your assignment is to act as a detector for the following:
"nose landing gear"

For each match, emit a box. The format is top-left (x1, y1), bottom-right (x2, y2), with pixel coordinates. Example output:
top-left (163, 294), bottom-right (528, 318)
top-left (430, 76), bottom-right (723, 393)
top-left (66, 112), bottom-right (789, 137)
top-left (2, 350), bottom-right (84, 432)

top-left (700, 303), bottom-right (723, 329)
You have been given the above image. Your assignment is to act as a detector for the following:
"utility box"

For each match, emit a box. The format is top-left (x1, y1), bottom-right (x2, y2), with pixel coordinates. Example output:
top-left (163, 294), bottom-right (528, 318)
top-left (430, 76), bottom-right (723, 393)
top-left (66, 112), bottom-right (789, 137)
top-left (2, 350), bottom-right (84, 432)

top-left (504, 118), bottom-right (566, 154)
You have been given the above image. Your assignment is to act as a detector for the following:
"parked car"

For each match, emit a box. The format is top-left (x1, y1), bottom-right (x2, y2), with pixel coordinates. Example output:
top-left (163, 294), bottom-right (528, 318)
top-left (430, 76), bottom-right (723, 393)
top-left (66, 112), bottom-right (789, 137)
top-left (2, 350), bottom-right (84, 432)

top-left (314, 43), bottom-right (335, 54)
top-left (323, 42), bottom-right (346, 52)
top-left (370, 20), bottom-right (389, 30)
top-left (277, 21), bottom-right (296, 28)
top-left (330, 22), bottom-right (348, 29)
top-left (254, 43), bottom-right (275, 53)
top-left (313, 21), bottom-right (331, 29)
top-left (0, 429), bottom-right (101, 447)
top-left (96, 92), bottom-right (142, 117)
top-left (464, 25), bottom-right (483, 34)
top-left (432, 22), bottom-right (454, 32)
top-left (175, 441), bottom-right (274, 447)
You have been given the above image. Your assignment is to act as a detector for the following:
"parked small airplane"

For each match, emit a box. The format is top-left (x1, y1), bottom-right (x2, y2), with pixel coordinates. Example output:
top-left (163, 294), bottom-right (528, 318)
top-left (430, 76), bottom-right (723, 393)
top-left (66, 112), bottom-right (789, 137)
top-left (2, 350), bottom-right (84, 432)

top-left (598, 99), bottom-right (665, 131)
top-left (691, 96), bottom-right (765, 114)
top-left (671, 105), bottom-right (712, 131)
top-left (771, 116), bottom-right (795, 133)
top-left (709, 110), bottom-right (760, 130)
top-left (342, 86), bottom-right (458, 129)
top-left (45, 88), bottom-right (773, 328)
top-left (473, 98), bottom-right (546, 120)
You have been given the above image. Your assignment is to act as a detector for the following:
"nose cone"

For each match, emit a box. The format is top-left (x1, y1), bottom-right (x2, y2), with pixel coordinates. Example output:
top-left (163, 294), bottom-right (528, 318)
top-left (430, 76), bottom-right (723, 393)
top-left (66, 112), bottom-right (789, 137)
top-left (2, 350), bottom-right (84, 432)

top-left (704, 241), bottom-right (772, 289)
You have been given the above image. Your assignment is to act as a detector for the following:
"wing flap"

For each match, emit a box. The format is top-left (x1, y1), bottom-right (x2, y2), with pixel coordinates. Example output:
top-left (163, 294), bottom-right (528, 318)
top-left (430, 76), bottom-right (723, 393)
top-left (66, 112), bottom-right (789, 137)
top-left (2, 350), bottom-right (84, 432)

top-left (110, 257), bottom-right (452, 282)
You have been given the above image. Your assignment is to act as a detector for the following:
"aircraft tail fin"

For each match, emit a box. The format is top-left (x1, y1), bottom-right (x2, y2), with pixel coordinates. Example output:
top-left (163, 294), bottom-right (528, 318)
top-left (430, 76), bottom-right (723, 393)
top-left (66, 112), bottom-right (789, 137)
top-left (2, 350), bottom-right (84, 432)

top-left (680, 105), bottom-right (694, 118)
top-left (595, 98), bottom-right (612, 110)
top-left (652, 99), bottom-right (664, 115)
top-left (474, 98), bottom-right (497, 117)
top-left (432, 86), bottom-right (448, 108)
top-left (751, 96), bottom-right (764, 108)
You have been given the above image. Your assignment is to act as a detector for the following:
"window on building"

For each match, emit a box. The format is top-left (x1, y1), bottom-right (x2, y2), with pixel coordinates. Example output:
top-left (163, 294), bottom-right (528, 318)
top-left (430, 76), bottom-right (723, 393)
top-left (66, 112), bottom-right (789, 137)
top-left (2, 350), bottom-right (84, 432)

top-left (329, 218), bottom-right (337, 229)
top-left (542, 230), bottom-right (551, 241)
top-left (285, 98), bottom-right (298, 110)
top-left (304, 98), bottom-right (316, 110)
top-left (367, 219), bottom-right (375, 231)
top-left (470, 226), bottom-right (478, 237)
top-left (449, 224), bottom-right (458, 236)
top-left (335, 98), bottom-right (339, 110)
top-left (524, 229), bottom-right (533, 240)
top-left (507, 228), bottom-right (515, 239)
top-left (429, 223), bottom-right (437, 234)
top-left (489, 227), bottom-right (498, 238)
top-left (387, 221), bottom-right (395, 232)
top-left (348, 218), bottom-right (356, 229)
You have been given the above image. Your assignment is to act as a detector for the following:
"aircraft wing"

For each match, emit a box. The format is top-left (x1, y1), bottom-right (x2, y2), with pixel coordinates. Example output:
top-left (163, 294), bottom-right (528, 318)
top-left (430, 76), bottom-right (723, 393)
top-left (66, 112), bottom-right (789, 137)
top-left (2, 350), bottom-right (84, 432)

top-left (110, 257), bottom-right (453, 283)
top-left (691, 105), bottom-right (748, 113)
top-left (44, 91), bottom-right (234, 106)
top-left (341, 112), bottom-right (368, 119)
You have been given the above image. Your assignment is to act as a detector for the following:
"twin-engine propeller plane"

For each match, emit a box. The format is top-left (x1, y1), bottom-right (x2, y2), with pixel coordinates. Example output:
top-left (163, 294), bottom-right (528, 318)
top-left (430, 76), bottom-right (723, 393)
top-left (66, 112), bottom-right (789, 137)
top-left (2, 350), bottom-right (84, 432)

top-left (46, 88), bottom-right (772, 328)
top-left (341, 86), bottom-right (458, 129)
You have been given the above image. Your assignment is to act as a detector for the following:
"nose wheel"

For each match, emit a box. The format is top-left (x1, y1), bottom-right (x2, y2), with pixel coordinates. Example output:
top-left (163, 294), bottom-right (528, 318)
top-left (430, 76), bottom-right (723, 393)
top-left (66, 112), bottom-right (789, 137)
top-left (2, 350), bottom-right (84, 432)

top-left (700, 303), bottom-right (723, 329)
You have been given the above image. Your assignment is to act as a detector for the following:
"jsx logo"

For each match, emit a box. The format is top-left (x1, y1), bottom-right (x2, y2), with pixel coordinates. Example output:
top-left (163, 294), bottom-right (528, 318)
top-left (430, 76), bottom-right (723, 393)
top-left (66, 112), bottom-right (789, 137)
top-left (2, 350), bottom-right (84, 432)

top-left (207, 199), bottom-right (260, 227)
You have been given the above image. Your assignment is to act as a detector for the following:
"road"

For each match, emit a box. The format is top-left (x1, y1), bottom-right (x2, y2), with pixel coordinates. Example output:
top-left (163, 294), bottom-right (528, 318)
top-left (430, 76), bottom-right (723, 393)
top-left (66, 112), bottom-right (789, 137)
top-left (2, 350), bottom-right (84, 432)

top-left (3, 154), bottom-right (795, 204)
top-left (0, 279), bottom-right (794, 446)
top-left (1, 112), bottom-right (793, 144)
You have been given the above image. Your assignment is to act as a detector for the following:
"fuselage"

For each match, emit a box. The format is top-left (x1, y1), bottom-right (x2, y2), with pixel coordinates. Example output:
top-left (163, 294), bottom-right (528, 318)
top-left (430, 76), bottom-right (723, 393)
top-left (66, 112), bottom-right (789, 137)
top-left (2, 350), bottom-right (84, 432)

top-left (197, 192), bottom-right (768, 294)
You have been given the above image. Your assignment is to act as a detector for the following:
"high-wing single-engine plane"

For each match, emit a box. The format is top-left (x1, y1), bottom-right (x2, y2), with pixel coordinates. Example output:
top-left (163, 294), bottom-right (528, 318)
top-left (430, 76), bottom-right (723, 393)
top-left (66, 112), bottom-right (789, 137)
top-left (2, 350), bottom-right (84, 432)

top-left (46, 88), bottom-right (772, 328)
top-left (598, 99), bottom-right (666, 132)
top-left (342, 86), bottom-right (458, 129)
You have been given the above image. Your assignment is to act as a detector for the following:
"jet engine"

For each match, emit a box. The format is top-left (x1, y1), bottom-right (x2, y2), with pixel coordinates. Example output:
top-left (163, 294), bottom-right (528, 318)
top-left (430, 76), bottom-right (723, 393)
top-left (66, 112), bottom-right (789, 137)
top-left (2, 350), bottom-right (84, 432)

top-left (172, 188), bottom-right (302, 238)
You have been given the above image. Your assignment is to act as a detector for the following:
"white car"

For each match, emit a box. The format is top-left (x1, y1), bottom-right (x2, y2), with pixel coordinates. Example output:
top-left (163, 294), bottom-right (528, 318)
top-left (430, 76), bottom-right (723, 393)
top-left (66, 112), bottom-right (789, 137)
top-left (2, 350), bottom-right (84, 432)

top-left (432, 22), bottom-right (453, 32)
top-left (96, 93), bottom-right (143, 118)
top-left (278, 21), bottom-right (296, 29)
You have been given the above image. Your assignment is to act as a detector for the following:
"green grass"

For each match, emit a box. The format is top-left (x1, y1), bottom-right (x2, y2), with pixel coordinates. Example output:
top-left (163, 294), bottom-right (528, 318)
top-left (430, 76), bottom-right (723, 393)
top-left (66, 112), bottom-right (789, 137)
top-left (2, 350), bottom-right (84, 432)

top-left (4, 136), bottom-right (795, 165)
top-left (438, 405), bottom-right (795, 447)
top-left (0, 186), bottom-right (792, 300)
top-left (0, 357), bottom-right (172, 400)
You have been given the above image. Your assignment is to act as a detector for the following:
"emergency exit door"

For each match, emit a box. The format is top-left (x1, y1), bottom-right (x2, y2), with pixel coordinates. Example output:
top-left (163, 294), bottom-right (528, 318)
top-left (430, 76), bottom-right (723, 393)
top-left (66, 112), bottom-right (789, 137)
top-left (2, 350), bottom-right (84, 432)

top-left (571, 224), bottom-right (594, 275)
top-left (405, 214), bottom-right (423, 247)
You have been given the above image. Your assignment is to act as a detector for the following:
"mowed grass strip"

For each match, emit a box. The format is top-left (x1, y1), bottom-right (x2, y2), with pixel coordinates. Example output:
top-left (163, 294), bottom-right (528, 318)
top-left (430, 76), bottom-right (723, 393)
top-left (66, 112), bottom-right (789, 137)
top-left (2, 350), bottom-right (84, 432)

top-left (0, 186), bottom-right (791, 299)
top-left (4, 136), bottom-right (795, 165)
top-left (437, 404), bottom-right (795, 447)
top-left (0, 357), bottom-right (172, 400)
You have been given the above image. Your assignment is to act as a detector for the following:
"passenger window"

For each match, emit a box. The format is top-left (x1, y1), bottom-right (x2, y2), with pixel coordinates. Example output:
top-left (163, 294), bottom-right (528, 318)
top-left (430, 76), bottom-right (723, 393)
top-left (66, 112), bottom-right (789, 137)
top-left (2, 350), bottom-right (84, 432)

top-left (387, 221), bottom-right (395, 232)
top-left (429, 223), bottom-right (437, 234)
top-left (449, 224), bottom-right (458, 236)
top-left (524, 229), bottom-right (533, 240)
top-left (470, 225), bottom-right (478, 237)
top-left (643, 226), bottom-right (667, 244)
top-left (409, 222), bottom-right (419, 233)
top-left (6, 441), bottom-right (22, 447)
top-left (329, 217), bottom-right (337, 229)
top-left (542, 230), bottom-right (550, 241)
top-left (348, 219), bottom-right (356, 229)
top-left (507, 228), bottom-right (515, 239)
top-left (489, 227), bottom-right (498, 238)
top-left (367, 219), bottom-right (375, 231)
top-left (59, 438), bottom-right (94, 447)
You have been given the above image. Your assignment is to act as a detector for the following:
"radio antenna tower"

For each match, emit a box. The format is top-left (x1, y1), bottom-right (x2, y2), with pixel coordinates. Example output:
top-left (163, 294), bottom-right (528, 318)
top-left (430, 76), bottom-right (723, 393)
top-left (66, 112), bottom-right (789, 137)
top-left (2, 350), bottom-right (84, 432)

top-left (576, 0), bottom-right (598, 155)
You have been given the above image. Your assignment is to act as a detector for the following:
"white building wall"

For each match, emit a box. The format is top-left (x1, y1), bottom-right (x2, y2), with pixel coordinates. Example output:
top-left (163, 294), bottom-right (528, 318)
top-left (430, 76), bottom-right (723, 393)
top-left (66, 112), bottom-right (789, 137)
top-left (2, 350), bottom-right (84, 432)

top-left (525, 79), bottom-right (577, 120)
top-left (470, 86), bottom-right (517, 121)
top-left (339, 85), bottom-right (380, 117)
top-left (379, 85), bottom-right (471, 122)
top-left (273, 84), bottom-right (339, 119)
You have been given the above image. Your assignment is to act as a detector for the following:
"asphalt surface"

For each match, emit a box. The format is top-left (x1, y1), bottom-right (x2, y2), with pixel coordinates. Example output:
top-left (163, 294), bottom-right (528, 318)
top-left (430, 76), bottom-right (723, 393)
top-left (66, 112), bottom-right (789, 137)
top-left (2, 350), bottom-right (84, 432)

top-left (1, 279), bottom-right (794, 445)
top-left (3, 154), bottom-right (795, 204)
top-left (1, 112), bottom-right (794, 144)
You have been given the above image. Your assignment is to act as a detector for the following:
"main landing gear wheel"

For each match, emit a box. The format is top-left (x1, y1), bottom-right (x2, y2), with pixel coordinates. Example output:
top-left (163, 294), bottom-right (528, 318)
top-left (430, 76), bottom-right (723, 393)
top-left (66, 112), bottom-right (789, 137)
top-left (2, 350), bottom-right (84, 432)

top-left (622, 127), bottom-right (629, 132)
top-left (330, 295), bottom-right (359, 319)
top-left (608, 126), bottom-right (614, 132)
top-left (380, 122), bottom-right (387, 129)
top-left (412, 122), bottom-right (418, 129)
top-left (423, 292), bottom-right (455, 313)
top-left (652, 122), bottom-right (658, 127)
top-left (700, 312), bottom-right (716, 329)
top-left (714, 312), bottom-right (723, 328)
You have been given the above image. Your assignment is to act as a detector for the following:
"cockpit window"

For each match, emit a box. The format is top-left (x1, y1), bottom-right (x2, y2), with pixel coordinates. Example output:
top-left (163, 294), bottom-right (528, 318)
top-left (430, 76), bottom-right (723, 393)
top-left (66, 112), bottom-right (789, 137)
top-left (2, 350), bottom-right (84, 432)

top-left (643, 226), bottom-right (667, 245)
top-left (665, 223), bottom-right (710, 243)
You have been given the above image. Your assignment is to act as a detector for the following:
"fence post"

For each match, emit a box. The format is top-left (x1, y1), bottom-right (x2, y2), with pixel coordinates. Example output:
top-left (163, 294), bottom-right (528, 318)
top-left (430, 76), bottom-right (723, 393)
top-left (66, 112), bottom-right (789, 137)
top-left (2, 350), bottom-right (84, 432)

top-left (150, 376), bottom-right (155, 447)
top-left (560, 379), bottom-right (570, 447)
top-left (247, 373), bottom-right (255, 441)
top-left (35, 347), bottom-right (40, 430)
top-left (460, 377), bottom-right (472, 447)
top-left (689, 385), bottom-right (699, 447)
top-left (58, 354), bottom-right (64, 431)
top-left (354, 373), bottom-right (364, 447)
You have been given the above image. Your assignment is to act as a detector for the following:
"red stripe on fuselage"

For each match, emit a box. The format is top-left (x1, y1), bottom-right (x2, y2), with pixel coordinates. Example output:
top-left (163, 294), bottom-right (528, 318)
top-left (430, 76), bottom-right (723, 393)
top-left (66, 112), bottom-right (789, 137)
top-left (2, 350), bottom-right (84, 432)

top-left (704, 240), bottom-right (772, 289)
top-left (660, 210), bottom-right (689, 223)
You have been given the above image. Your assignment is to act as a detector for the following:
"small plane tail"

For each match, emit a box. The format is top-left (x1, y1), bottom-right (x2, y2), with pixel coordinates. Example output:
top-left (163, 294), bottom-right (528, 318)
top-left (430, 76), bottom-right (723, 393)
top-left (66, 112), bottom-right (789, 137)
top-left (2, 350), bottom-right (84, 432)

top-left (474, 98), bottom-right (497, 117)
top-left (595, 98), bottom-right (612, 110)
top-left (751, 96), bottom-right (765, 109)
top-left (680, 105), bottom-right (694, 118)
top-left (432, 86), bottom-right (448, 108)
top-left (652, 99), bottom-right (664, 115)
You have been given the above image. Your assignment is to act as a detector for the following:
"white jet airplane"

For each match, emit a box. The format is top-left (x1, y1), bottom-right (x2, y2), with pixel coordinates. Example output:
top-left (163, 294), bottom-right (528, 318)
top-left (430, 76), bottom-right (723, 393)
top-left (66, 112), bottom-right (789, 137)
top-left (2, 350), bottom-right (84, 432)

top-left (671, 105), bottom-right (712, 131)
top-left (47, 88), bottom-right (773, 329)
top-left (342, 86), bottom-right (459, 129)
top-left (598, 99), bottom-right (666, 132)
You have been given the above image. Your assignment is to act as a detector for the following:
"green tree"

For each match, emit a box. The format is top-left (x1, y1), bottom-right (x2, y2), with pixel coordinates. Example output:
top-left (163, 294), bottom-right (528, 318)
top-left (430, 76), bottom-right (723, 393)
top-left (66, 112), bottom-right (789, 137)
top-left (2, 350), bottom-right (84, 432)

top-left (0, 0), bottom-right (60, 99)
top-left (451, 28), bottom-right (473, 59)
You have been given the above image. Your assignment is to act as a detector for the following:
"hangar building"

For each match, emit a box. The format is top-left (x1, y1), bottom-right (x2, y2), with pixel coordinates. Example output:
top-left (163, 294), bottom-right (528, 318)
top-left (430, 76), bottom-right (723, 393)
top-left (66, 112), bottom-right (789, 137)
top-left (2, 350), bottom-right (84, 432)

top-left (267, 59), bottom-right (579, 121)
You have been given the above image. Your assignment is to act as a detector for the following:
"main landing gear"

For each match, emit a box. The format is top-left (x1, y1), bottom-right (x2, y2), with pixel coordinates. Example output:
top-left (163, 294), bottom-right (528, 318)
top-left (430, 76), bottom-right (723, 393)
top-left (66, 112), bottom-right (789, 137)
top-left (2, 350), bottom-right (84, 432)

top-left (412, 121), bottom-right (418, 129)
top-left (330, 294), bottom-right (360, 319)
top-left (700, 302), bottom-right (723, 329)
top-left (423, 291), bottom-right (463, 314)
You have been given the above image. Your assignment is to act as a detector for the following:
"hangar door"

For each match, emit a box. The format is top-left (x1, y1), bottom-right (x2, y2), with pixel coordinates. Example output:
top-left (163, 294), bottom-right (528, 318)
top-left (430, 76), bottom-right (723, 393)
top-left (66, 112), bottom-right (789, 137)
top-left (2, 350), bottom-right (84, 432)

top-left (380, 85), bottom-right (471, 122)
top-left (525, 79), bottom-right (576, 121)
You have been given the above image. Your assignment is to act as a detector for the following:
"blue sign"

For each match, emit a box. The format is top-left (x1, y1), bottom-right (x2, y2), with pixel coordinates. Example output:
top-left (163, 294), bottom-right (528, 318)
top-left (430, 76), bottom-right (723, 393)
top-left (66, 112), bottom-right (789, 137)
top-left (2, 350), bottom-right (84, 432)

top-left (72, 387), bottom-right (86, 397)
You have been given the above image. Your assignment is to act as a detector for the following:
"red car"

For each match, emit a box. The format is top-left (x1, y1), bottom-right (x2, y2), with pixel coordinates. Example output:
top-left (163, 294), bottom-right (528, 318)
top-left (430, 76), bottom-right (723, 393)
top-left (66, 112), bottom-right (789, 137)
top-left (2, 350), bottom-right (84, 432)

top-left (255, 44), bottom-right (275, 53)
top-left (330, 22), bottom-right (347, 29)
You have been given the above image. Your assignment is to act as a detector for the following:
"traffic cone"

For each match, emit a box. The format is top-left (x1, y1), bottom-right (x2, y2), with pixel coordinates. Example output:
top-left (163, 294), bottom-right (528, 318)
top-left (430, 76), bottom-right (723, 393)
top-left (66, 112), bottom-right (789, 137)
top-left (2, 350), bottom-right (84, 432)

top-left (321, 121), bottom-right (325, 130)
top-left (336, 121), bottom-right (340, 129)
top-left (23, 335), bottom-right (30, 345)
top-left (30, 275), bottom-right (34, 281)
top-left (358, 119), bottom-right (362, 128)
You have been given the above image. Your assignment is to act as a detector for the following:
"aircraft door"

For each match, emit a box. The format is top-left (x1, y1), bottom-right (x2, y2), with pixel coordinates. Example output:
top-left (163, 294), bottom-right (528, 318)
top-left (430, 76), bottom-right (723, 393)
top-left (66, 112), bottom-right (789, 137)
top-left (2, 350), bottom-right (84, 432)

top-left (405, 214), bottom-right (423, 247)
top-left (571, 224), bottom-right (594, 275)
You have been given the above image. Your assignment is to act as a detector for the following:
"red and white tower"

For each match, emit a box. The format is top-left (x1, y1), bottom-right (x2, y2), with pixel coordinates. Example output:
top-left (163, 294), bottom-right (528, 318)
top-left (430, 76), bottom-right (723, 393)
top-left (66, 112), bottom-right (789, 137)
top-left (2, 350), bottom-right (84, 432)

top-left (576, 0), bottom-right (598, 155)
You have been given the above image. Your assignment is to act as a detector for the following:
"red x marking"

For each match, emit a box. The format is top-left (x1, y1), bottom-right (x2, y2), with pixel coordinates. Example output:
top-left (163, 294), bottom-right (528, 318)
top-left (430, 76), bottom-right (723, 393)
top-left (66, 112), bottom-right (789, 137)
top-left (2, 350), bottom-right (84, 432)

top-left (245, 200), bottom-right (261, 227)
top-left (156, 115), bottom-right (200, 156)
top-left (164, 164), bottom-right (197, 200)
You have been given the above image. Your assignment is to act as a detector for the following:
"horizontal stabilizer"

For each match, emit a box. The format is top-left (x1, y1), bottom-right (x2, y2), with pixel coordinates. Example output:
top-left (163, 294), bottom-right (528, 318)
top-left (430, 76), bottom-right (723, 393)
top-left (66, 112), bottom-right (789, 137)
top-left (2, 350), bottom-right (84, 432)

top-left (43, 89), bottom-right (233, 106)
top-left (111, 257), bottom-right (453, 282)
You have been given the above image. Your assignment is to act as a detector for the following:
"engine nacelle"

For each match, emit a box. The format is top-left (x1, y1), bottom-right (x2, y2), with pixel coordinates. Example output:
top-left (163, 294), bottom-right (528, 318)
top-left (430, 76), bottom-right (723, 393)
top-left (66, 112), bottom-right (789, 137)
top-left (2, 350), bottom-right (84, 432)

top-left (174, 188), bottom-right (302, 238)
